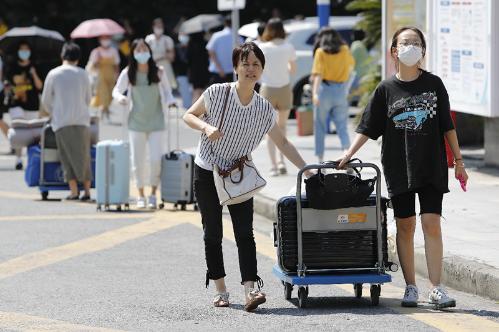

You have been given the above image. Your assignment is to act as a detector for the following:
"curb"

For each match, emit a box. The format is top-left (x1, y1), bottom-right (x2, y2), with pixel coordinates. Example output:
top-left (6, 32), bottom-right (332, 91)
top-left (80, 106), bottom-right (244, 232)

top-left (254, 193), bottom-right (499, 301)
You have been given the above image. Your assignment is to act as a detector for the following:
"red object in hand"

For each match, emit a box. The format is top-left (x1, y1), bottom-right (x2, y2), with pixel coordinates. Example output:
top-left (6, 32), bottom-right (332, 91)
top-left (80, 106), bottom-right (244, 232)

top-left (445, 111), bottom-right (457, 168)
top-left (458, 175), bottom-right (467, 192)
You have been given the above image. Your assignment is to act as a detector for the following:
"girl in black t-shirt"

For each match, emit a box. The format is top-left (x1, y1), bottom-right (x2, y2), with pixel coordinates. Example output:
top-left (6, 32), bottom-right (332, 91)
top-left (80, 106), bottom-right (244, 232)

top-left (337, 27), bottom-right (468, 309)
top-left (5, 41), bottom-right (43, 169)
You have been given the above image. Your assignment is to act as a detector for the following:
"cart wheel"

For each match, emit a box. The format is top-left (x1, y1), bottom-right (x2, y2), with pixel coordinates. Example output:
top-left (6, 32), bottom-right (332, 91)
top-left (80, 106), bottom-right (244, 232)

top-left (117, 205), bottom-right (122, 212)
top-left (370, 284), bottom-right (381, 306)
top-left (181, 204), bottom-right (186, 211)
top-left (174, 203), bottom-right (178, 209)
top-left (354, 283), bottom-right (363, 299)
top-left (284, 282), bottom-right (293, 300)
top-left (298, 287), bottom-right (308, 308)
top-left (158, 203), bottom-right (164, 209)
top-left (41, 191), bottom-right (49, 201)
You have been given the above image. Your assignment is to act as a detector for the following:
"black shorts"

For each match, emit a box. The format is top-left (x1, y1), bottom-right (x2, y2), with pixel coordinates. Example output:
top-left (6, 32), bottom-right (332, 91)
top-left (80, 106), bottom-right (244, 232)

top-left (391, 186), bottom-right (443, 219)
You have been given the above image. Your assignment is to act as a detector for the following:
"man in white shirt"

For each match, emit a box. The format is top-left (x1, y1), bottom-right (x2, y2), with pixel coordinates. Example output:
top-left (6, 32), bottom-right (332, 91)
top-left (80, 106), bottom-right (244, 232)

top-left (145, 18), bottom-right (177, 89)
top-left (42, 42), bottom-right (92, 201)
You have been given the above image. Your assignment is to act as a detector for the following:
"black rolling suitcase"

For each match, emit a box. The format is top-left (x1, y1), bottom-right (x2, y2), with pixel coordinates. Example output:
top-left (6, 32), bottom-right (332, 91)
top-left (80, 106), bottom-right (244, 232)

top-left (274, 195), bottom-right (391, 273)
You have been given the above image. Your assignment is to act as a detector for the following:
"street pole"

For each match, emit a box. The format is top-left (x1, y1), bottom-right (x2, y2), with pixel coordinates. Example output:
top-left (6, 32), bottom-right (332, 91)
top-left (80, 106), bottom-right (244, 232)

top-left (317, 0), bottom-right (330, 28)
top-left (231, 5), bottom-right (240, 81)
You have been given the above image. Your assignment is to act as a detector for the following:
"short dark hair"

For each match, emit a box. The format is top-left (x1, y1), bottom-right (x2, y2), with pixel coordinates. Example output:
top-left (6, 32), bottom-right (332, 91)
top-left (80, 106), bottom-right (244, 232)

top-left (153, 18), bottom-right (163, 26)
top-left (61, 42), bottom-right (81, 61)
top-left (232, 42), bottom-right (265, 69)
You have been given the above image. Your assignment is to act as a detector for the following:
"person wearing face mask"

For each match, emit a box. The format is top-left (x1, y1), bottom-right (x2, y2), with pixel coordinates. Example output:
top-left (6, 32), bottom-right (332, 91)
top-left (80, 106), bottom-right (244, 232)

top-left (145, 18), bottom-right (177, 90)
top-left (337, 26), bottom-right (468, 309)
top-left (112, 39), bottom-right (176, 209)
top-left (86, 35), bottom-right (120, 119)
top-left (5, 40), bottom-right (43, 170)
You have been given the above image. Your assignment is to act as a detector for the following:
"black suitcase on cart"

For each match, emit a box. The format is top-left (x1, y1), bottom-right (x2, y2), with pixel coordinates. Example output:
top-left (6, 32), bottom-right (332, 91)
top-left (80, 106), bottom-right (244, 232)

top-left (274, 195), bottom-right (391, 273)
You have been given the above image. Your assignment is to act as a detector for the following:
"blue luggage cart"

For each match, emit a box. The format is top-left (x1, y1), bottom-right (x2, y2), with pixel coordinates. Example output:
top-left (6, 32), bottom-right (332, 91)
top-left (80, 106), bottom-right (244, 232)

top-left (25, 124), bottom-right (95, 200)
top-left (273, 162), bottom-right (396, 308)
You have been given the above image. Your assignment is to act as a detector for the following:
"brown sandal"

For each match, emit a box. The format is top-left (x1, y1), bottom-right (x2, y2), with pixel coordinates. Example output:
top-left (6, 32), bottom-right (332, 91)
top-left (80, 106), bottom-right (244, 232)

top-left (244, 289), bottom-right (266, 312)
top-left (213, 292), bottom-right (230, 307)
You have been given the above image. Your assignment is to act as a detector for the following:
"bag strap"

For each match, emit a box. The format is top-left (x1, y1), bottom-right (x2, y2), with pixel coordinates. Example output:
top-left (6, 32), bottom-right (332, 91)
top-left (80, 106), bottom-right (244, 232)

top-left (210, 85), bottom-right (231, 170)
top-left (217, 84), bottom-right (231, 131)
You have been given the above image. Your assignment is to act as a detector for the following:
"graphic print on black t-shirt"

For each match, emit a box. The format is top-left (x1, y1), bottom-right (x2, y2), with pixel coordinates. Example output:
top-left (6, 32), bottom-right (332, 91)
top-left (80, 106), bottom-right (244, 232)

top-left (388, 92), bottom-right (437, 131)
top-left (356, 71), bottom-right (455, 197)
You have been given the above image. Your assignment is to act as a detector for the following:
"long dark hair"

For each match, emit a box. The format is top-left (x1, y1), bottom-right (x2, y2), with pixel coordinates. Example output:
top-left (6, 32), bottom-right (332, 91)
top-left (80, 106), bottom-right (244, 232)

top-left (127, 38), bottom-right (160, 86)
top-left (317, 27), bottom-right (345, 55)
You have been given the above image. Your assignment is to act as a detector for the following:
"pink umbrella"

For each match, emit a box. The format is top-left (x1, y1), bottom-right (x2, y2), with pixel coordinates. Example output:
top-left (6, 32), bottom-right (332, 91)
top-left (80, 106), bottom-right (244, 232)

top-left (70, 19), bottom-right (125, 39)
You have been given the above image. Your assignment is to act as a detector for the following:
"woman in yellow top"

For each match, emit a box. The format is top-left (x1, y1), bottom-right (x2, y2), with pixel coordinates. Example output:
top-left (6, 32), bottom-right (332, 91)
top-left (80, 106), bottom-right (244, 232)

top-left (311, 27), bottom-right (355, 162)
top-left (86, 36), bottom-right (120, 119)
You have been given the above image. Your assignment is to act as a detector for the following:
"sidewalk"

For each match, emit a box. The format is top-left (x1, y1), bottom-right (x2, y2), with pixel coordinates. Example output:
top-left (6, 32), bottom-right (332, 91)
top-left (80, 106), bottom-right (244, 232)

top-left (250, 113), bottom-right (499, 301)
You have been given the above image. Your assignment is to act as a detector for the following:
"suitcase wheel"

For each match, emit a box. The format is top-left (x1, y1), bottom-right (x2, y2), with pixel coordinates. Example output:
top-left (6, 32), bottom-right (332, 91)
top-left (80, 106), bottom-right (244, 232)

top-left (284, 282), bottom-right (293, 300)
top-left (181, 204), bottom-right (186, 211)
top-left (124, 204), bottom-right (130, 211)
top-left (158, 203), bottom-right (164, 209)
top-left (298, 286), bottom-right (308, 308)
top-left (370, 284), bottom-right (381, 306)
top-left (354, 283), bottom-right (363, 298)
top-left (117, 205), bottom-right (122, 212)
top-left (194, 204), bottom-right (198, 211)
top-left (41, 191), bottom-right (49, 201)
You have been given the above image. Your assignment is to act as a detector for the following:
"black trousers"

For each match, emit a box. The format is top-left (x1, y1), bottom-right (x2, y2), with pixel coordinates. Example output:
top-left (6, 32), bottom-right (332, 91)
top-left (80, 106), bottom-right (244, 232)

top-left (194, 165), bottom-right (258, 286)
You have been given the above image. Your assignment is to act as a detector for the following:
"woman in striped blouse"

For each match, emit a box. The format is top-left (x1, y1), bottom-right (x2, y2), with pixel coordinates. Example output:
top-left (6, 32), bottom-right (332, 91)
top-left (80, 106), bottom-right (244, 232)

top-left (183, 42), bottom-right (311, 311)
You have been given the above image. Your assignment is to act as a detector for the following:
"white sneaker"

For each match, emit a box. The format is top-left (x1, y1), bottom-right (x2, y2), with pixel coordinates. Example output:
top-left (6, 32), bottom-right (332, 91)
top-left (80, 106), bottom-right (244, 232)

top-left (136, 197), bottom-right (146, 209)
top-left (401, 284), bottom-right (419, 307)
top-left (428, 286), bottom-right (456, 309)
top-left (147, 195), bottom-right (157, 209)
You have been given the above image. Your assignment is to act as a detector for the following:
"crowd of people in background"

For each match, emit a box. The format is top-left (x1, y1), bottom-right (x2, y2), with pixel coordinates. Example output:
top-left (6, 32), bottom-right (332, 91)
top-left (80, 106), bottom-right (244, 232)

top-left (0, 14), bottom-right (358, 199)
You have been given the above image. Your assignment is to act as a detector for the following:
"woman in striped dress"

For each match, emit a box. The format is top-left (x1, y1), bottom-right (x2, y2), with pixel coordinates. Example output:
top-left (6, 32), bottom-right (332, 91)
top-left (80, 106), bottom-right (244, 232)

top-left (183, 42), bottom-right (312, 311)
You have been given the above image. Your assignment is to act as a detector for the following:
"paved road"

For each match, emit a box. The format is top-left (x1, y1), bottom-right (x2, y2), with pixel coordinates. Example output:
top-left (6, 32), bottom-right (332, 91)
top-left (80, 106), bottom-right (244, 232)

top-left (0, 111), bottom-right (498, 331)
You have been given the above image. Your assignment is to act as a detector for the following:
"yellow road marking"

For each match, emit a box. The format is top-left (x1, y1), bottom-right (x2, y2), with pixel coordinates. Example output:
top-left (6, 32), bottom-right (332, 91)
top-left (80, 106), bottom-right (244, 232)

top-left (0, 211), bottom-right (198, 280)
top-left (0, 311), bottom-right (126, 332)
top-left (0, 213), bottom-right (155, 222)
top-left (1, 205), bottom-right (497, 331)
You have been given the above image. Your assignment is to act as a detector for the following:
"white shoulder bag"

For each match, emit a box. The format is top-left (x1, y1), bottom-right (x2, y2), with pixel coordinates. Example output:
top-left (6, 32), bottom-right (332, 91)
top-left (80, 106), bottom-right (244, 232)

top-left (212, 86), bottom-right (266, 205)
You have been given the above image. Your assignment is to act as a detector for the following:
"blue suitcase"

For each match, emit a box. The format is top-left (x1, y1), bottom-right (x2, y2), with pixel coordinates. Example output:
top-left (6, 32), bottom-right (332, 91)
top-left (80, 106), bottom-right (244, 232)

top-left (95, 140), bottom-right (130, 211)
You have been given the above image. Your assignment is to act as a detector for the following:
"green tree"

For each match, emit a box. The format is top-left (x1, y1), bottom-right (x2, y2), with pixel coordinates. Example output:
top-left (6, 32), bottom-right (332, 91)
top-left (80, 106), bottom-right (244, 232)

top-left (346, 0), bottom-right (382, 109)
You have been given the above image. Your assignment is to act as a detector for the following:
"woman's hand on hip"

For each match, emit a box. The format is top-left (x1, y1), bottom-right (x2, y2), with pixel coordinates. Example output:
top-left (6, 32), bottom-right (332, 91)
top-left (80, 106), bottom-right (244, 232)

top-left (203, 125), bottom-right (223, 141)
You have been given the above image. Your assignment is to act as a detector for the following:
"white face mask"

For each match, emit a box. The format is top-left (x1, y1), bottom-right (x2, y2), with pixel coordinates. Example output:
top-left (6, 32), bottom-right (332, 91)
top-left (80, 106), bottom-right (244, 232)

top-left (397, 45), bottom-right (423, 66)
top-left (100, 39), bottom-right (111, 48)
top-left (153, 27), bottom-right (163, 36)
top-left (178, 34), bottom-right (189, 45)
